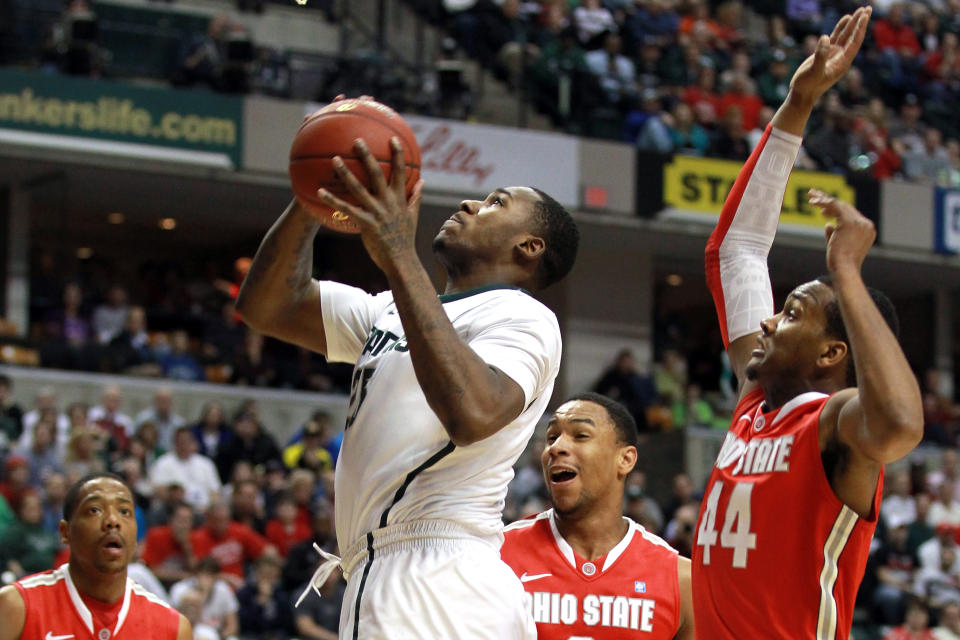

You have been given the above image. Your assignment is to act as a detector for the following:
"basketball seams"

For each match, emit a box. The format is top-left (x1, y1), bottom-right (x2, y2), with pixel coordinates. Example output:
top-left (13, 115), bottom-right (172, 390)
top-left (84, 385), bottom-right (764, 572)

top-left (293, 110), bottom-right (420, 165)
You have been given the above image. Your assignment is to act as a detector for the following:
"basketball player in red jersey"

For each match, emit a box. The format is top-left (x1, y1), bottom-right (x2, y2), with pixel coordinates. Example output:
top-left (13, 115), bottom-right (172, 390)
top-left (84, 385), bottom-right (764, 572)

top-left (502, 393), bottom-right (694, 639)
top-left (0, 473), bottom-right (192, 640)
top-left (695, 6), bottom-right (923, 639)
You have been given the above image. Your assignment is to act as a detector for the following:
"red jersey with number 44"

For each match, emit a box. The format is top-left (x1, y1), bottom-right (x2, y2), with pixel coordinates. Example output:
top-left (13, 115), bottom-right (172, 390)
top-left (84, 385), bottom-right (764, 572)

top-left (692, 388), bottom-right (883, 639)
top-left (14, 564), bottom-right (180, 640)
top-left (501, 510), bottom-right (682, 639)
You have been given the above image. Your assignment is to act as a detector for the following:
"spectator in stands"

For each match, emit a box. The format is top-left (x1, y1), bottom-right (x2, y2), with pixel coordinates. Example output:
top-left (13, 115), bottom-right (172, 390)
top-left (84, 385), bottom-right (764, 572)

top-left (177, 13), bottom-right (229, 90)
top-left (0, 375), bottom-right (23, 446)
top-left (837, 65), bottom-right (872, 108)
top-left (62, 425), bottom-right (106, 481)
top-left (92, 283), bottom-right (130, 344)
top-left (573, 0), bottom-right (616, 49)
top-left (0, 455), bottom-right (34, 513)
top-left (920, 524), bottom-right (960, 573)
top-left (282, 499), bottom-right (335, 593)
top-left (214, 411), bottom-right (281, 482)
top-left (915, 546), bottom-right (960, 615)
top-left (160, 329), bottom-right (206, 381)
top-left (885, 469), bottom-right (919, 529)
top-left (890, 94), bottom-right (927, 154)
top-left (585, 31), bottom-right (638, 109)
top-left (190, 500), bottom-right (274, 589)
top-left (910, 493), bottom-right (937, 558)
top-left (106, 306), bottom-right (159, 375)
top-left (203, 300), bottom-right (246, 365)
top-left (293, 568), bottom-right (344, 639)
top-left (229, 329), bottom-right (277, 387)
top-left (147, 479), bottom-right (188, 527)
top-left (87, 384), bottom-right (135, 455)
top-left (175, 588), bottom-right (219, 640)
top-left (624, 469), bottom-right (664, 534)
top-left (135, 387), bottom-right (184, 451)
top-left (666, 101), bottom-right (711, 155)
top-left (0, 491), bottom-right (59, 578)
top-left (904, 127), bottom-right (953, 184)
top-left (925, 31), bottom-right (960, 102)
top-left (662, 471), bottom-right (697, 525)
top-left (150, 426), bottom-right (222, 511)
top-left (237, 554), bottom-right (291, 639)
top-left (711, 103), bottom-right (751, 160)
top-left (170, 557), bottom-right (239, 638)
top-left (757, 48), bottom-right (793, 107)
top-left (286, 410), bottom-right (342, 466)
top-left (873, 3), bottom-right (923, 91)
top-left (931, 480), bottom-right (960, 528)
top-left (230, 477), bottom-right (266, 534)
top-left (40, 472), bottom-right (66, 535)
top-left (624, 0), bottom-right (679, 50)
top-left (884, 599), bottom-right (938, 640)
top-left (142, 502), bottom-right (198, 588)
top-left (264, 491), bottom-right (311, 557)
top-left (593, 349), bottom-right (657, 431)
top-left (806, 91), bottom-right (853, 171)
top-left (664, 502), bottom-right (698, 558)
top-left (682, 57), bottom-right (721, 119)
top-left (13, 418), bottom-right (63, 487)
top-left (41, 282), bottom-right (93, 370)
top-left (132, 421), bottom-right (165, 469)
top-left (935, 601), bottom-right (960, 639)
top-left (282, 418), bottom-right (333, 472)
top-left (874, 516), bottom-right (920, 625)
top-left (190, 401), bottom-right (232, 460)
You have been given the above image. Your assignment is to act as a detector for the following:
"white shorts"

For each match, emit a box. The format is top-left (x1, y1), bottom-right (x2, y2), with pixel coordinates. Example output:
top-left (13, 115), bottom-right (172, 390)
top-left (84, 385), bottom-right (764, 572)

top-left (338, 520), bottom-right (535, 640)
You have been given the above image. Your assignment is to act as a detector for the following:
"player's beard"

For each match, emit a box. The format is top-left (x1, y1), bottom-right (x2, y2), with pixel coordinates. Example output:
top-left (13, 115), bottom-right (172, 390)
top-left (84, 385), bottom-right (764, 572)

top-left (553, 487), bottom-right (595, 518)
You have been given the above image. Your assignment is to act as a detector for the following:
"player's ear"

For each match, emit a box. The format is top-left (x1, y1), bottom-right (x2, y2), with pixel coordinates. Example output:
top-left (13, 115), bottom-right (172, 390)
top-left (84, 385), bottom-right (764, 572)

top-left (618, 445), bottom-right (638, 479)
top-left (817, 339), bottom-right (847, 371)
top-left (515, 234), bottom-right (545, 262)
top-left (59, 519), bottom-right (70, 546)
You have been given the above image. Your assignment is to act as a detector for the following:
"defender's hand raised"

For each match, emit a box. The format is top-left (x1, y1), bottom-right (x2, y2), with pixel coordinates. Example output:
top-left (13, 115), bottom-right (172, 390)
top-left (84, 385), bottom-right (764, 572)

top-left (809, 188), bottom-right (876, 276)
top-left (790, 6), bottom-right (871, 104)
top-left (318, 137), bottom-right (425, 276)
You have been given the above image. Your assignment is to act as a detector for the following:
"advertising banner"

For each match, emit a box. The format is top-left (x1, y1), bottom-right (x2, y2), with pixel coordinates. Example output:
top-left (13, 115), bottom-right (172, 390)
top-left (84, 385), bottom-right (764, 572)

top-left (0, 68), bottom-right (243, 168)
top-left (934, 187), bottom-right (960, 254)
top-left (661, 154), bottom-right (856, 235)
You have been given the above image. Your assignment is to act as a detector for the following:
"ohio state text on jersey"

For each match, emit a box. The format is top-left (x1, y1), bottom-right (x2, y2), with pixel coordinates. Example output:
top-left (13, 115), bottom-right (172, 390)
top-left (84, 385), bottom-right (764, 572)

top-left (692, 389), bottom-right (883, 639)
top-left (14, 564), bottom-right (180, 640)
top-left (502, 510), bottom-right (681, 639)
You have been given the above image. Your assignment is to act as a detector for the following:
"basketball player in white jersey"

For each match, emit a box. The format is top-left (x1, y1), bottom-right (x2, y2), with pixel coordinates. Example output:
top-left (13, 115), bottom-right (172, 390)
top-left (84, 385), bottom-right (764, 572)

top-left (237, 122), bottom-right (579, 637)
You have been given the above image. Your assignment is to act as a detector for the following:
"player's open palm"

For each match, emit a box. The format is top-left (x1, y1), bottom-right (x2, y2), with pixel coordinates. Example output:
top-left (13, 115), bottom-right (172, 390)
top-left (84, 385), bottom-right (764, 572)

top-left (809, 188), bottom-right (876, 275)
top-left (319, 137), bottom-right (425, 275)
top-left (790, 6), bottom-right (871, 103)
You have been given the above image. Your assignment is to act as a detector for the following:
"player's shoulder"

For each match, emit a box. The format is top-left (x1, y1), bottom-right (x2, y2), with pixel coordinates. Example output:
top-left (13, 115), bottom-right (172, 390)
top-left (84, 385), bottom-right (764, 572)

top-left (446, 286), bottom-right (557, 321)
top-left (504, 509), bottom-right (552, 535)
top-left (16, 565), bottom-right (68, 591)
top-left (625, 517), bottom-right (679, 557)
top-left (129, 580), bottom-right (173, 611)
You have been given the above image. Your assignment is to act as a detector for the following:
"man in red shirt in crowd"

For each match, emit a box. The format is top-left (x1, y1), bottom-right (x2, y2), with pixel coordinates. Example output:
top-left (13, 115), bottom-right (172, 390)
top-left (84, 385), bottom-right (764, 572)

top-left (141, 502), bottom-right (197, 587)
top-left (265, 492), bottom-right (311, 556)
top-left (190, 500), bottom-right (276, 589)
top-left (0, 472), bottom-right (191, 640)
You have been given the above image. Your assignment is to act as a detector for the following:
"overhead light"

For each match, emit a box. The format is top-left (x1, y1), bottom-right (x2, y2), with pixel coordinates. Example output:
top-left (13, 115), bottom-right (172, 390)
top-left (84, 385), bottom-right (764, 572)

top-left (666, 274), bottom-right (683, 286)
top-left (158, 218), bottom-right (177, 230)
top-left (77, 247), bottom-right (93, 259)
top-left (107, 212), bottom-right (125, 224)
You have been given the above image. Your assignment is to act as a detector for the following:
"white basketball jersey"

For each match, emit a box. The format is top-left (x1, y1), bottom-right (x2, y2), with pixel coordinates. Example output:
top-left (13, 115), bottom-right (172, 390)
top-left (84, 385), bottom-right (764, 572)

top-left (320, 282), bottom-right (562, 553)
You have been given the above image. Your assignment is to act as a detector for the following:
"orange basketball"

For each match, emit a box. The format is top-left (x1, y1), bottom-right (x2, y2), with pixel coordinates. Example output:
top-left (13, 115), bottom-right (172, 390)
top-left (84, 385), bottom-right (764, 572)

top-left (289, 98), bottom-right (422, 234)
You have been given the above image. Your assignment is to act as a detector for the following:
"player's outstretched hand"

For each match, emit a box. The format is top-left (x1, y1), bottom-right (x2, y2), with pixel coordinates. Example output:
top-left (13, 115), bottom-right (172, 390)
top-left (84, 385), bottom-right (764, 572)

top-left (809, 188), bottom-right (876, 276)
top-left (318, 137), bottom-right (425, 275)
top-left (790, 6), bottom-right (871, 104)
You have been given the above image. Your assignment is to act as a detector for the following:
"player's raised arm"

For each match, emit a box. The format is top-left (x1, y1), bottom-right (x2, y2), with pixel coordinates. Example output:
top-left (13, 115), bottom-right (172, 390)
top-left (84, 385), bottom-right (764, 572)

top-left (705, 7), bottom-right (871, 399)
top-left (236, 198), bottom-right (328, 355)
top-left (176, 613), bottom-right (193, 640)
top-left (812, 192), bottom-right (922, 466)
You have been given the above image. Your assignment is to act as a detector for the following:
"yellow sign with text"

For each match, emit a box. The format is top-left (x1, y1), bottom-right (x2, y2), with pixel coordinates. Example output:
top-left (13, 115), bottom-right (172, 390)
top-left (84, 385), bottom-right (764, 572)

top-left (663, 155), bottom-right (855, 227)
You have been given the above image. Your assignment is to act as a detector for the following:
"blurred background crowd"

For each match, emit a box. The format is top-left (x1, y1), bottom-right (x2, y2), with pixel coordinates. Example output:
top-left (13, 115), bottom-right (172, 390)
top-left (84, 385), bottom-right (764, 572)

top-left (7, 0), bottom-right (960, 185)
